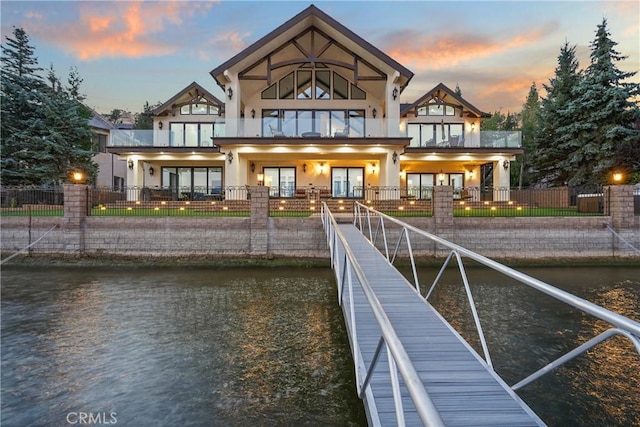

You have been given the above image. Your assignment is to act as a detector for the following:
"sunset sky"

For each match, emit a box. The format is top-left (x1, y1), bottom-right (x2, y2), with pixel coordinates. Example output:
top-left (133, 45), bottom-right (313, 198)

top-left (2, 1), bottom-right (638, 116)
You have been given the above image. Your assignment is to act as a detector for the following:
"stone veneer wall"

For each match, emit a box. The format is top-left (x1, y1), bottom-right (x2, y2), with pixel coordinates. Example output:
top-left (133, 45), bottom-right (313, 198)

top-left (1, 185), bottom-right (638, 259)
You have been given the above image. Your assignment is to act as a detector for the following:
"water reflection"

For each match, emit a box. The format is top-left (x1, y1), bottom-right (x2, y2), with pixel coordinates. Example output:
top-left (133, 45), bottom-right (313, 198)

top-left (415, 265), bottom-right (640, 427)
top-left (1, 267), bottom-right (367, 427)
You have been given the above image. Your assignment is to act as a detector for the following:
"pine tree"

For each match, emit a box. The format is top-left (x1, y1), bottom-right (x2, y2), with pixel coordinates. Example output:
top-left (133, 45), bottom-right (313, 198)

top-left (41, 65), bottom-right (97, 183)
top-left (533, 41), bottom-right (581, 186)
top-left (0, 27), bottom-right (49, 185)
top-left (560, 19), bottom-right (640, 186)
top-left (1, 28), bottom-right (97, 185)
top-left (518, 82), bottom-right (540, 187)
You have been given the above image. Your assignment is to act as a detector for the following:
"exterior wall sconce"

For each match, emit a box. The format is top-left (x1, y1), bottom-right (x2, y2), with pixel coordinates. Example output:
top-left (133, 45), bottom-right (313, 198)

top-left (128, 159), bottom-right (134, 170)
top-left (372, 108), bottom-right (377, 118)
top-left (302, 163), bottom-right (307, 173)
top-left (470, 122), bottom-right (475, 131)
top-left (257, 173), bottom-right (264, 185)
top-left (158, 121), bottom-right (163, 130)
top-left (251, 109), bottom-right (255, 119)
top-left (370, 163), bottom-right (377, 174)
top-left (227, 151), bottom-right (233, 164)
top-left (503, 160), bottom-right (509, 170)
top-left (438, 170), bottom-right (446, 185)
top-left (250, 162), bottom-right (255, 173)
top-left (227, 87), bottom-right (233, 99)
top-left (399, 170), bottom-right (406, 179)
top-left (319, 162), bottom-right (326, 174)
top-left (392, 87), bottom-right (398, 100)
top-left (149, 166), bottom-right (154, 176)
top-left (392, 151), bottom-right (398, 164)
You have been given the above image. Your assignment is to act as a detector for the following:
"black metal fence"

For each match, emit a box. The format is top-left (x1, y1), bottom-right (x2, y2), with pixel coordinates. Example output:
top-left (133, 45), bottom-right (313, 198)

top-left (89, 186), bottom-right (251, 217)
top-left (0, 184), bottom-right (622, 218)
top-left (0, 186), bottom-right (64, 216)
top-left (453, 186), bottom-right (606, 217)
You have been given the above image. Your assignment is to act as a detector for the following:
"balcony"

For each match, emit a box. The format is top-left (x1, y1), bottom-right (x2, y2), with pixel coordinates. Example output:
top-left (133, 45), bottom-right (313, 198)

top-left (407, 130), bottom-right (521, 150)
top-left (108, 120), bottom-right (521, 150)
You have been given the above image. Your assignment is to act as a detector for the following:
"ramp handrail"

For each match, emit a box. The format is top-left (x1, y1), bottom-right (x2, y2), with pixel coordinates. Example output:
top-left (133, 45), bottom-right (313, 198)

top-left (321, 203), bottom-right (445, 427)
top-left (353, 202), bottom-right (640, 391)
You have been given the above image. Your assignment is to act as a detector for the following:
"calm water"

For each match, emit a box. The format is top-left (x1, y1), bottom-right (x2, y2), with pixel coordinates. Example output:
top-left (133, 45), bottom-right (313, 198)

top-left (1, 265), bottom-right (639, 426)
top-left (1, 267), bottom-right (366, 427)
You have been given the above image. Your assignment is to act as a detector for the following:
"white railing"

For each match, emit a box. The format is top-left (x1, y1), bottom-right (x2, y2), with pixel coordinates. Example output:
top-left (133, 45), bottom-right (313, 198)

top-left (321, 202), bottom-right (445, 427)
top-left (352, 201), bottom-right (640, 391)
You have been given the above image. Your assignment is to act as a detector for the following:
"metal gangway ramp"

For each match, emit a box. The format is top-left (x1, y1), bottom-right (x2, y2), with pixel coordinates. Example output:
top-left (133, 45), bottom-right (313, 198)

top-left (321, 202), bottom-right (640, 427)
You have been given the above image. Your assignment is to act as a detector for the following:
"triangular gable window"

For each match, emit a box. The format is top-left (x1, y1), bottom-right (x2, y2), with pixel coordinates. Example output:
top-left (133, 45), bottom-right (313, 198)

top-left (261, 69), bottom-right (365, 100)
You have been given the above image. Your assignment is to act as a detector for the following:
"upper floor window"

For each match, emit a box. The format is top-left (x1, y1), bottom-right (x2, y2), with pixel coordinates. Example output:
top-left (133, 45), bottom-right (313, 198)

top-left (416, 102), bottom-right (456, 116)
top-left (262, 69), bottom-right (366, 101)
top-left (179, 104), bottom-right (220, 115)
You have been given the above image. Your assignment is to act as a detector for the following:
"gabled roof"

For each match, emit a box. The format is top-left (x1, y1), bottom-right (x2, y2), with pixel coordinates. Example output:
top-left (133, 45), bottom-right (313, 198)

top-left (209, 4), bottom-right (413, 90)
top-left (150, 81), bottom-right (223, 116)
top-left (88, 111), bottom-right (115, 130)
top-left (401, 83), bottom-right (490, 118)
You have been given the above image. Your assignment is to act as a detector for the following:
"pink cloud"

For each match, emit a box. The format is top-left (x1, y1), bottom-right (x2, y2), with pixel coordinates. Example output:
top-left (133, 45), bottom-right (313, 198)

top-left (25, 1), bottom-right (214, 61)
top-left (382, 23), bottom-right (559, 71)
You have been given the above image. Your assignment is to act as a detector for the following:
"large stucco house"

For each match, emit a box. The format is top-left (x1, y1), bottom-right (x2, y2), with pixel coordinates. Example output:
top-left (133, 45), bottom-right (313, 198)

top-left (108, 5), bottom-right (521, 202)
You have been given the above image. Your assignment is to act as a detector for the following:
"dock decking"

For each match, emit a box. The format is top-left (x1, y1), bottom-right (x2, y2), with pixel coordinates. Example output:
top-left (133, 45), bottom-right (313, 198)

top-left (333, 224), bottom-right (545, 426)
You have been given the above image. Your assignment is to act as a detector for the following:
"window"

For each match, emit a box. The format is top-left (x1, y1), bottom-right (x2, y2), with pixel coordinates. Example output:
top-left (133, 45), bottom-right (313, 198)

top-left (406, 173), bottom-right (434, 200)
top-left (261, 109), bottom-right (365, 137)
top-left (297, 70), bottom-right (312, 99)
top-left (93, 134), bottom-right (107, 153)
top-left (280, 72), bottom-right (294, 99)
top-left (161, 167), bottom-right (223, 199)
top-left (263, 167), bottom-right (296, 197)
top-left (169, 123), bottom-right (216, 147)
top-left (262, 69), bottom-right (366, 100)
top-left (333, 73), bottom-right (348, 100)
top-left (417, 102), bottom-right (457, 116)
top-left (178, 104), bottom-right (219, 115)
top-left (407, 123), bottom-right (464, 147)
top-left (113, 176), bottom-right (124, 192)
top-left (262, 83), bottom-right (277, 99)
top-left (315, 70), bottom-right (331, 99)
top-left (331, 167), bottom-right (364, 198)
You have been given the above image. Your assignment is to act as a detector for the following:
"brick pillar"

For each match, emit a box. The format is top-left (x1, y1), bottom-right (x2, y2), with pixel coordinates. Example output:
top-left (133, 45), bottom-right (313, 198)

top-left (63, 184), bottom-right (88, 253)
top-left (605, 185), bottom-right (634, 229)
top-left (433, 185), bottom-right (453, 229)
top-left (249, 185), bottom-right (269, 255)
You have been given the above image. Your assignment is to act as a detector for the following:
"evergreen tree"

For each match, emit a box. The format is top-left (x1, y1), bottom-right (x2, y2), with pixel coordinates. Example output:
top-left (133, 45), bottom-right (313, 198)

top-left (559, 19), bottom-right (640, 186)
top-left (1, 28), bottom-right (96, 185)
top-left (454, 83), bottom-right (462, 97)
top-left (41, 65), bottom-right (97, 183)
top-left (0, 27), bottom-right (49, 185)
top-left (517, 82), bottom-right (540, 188)
top-left (533, 41), bottom-right (581, 186)
top-left (134, 101), bottom-right (162, 129)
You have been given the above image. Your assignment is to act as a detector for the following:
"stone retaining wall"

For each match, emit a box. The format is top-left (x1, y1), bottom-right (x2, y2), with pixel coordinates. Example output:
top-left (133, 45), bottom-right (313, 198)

top-left (1, 185), bottom-right (638, 260)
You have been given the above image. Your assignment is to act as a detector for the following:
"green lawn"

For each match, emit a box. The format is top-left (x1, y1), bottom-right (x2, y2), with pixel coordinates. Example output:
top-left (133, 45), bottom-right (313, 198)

top-left (453, 206), bottom-right (603, 217)
top-left (0, 209), bottom-right (63, 217)
top-left (90, 208), bottom-right (250, 217)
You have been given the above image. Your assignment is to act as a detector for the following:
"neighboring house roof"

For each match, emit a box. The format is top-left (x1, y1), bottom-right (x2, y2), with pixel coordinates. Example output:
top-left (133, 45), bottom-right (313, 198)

top-left (209, 4), bottom-right (414, 92)
top-left (150, 81), bottom-right (224, 116)
top-left (401, 83), bottom-right (491, 118)
top-left (88, 111), bottom-right (115, 130)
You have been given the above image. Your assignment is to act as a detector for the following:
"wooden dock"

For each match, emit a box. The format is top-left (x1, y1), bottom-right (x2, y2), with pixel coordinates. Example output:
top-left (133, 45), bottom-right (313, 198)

top-left (333, 224), bottom-right (545, 426)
